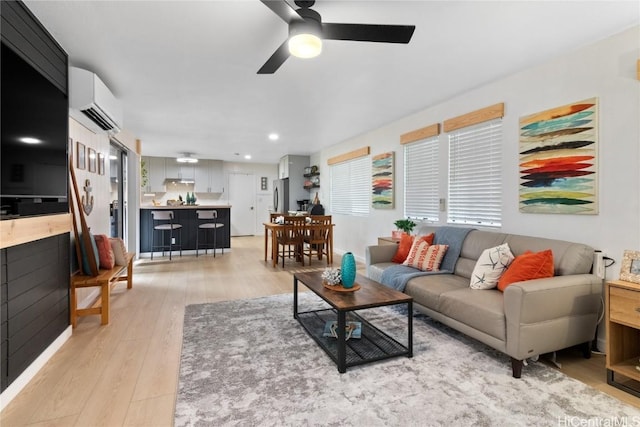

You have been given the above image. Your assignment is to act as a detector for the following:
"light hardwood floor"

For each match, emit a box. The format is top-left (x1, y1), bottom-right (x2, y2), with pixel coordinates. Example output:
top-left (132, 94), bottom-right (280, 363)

top-left (1, 236), bottom-right (638, 426)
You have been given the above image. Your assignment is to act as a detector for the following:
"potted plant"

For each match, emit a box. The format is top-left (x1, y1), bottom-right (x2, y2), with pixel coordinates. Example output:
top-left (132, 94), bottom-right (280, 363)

top-left (393, 219), bottom-right (416, 239)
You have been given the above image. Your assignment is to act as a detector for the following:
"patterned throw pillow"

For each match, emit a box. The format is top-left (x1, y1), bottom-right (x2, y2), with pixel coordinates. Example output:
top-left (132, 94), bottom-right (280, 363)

top-left (392, 233), bottom-right (434, 264)
top-left (403, 241), bottom-right (449, 272)
top-left (470, 243), bottom-right (515, 290)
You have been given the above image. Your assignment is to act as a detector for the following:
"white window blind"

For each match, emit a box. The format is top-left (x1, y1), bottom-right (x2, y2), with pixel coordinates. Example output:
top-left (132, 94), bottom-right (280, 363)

top-left (448, 119), bottom-right (502, 227)
top-left (330, 156), bottom-right (370, 216)
top-left (404, 136), bottom-right (439, 221)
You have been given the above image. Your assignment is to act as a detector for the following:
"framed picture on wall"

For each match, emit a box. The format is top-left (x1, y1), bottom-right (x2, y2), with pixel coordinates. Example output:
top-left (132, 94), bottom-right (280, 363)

top-left (76, 142), bottom-right (86, 170)
top-left (98, 153), bottom-right (105, 175)
top-left (88, 148), bottom-right (96, 173)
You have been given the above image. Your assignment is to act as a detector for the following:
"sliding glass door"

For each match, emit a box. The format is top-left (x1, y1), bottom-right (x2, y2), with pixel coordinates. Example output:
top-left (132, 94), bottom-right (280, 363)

top-left (109, 142), bottom-right (128, 243)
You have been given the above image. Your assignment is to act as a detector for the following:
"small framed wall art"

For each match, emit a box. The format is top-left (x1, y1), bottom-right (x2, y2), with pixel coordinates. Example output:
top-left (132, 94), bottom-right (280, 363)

top-left (98, 153), bottom-right (105, 175)
top-left (76, 141), bottom-right (86, 170)
top-left (620, 250), bottom-right (640, 284)
top-left (88, 148), bottom-right (96, 173)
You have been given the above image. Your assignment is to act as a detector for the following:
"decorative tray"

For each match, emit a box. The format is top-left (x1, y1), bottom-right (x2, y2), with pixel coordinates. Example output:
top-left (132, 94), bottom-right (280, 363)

top-left (322, 282), bottom-right (361, 292)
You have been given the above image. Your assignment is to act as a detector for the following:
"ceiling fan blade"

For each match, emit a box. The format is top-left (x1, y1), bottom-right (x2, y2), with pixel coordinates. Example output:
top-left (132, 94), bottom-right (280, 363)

top-left (322, 23), bottom-right (415, 44)
top-left (260, 0), bottom-right (302, 24)
top-left (258, 40), bottom-right (290, 74)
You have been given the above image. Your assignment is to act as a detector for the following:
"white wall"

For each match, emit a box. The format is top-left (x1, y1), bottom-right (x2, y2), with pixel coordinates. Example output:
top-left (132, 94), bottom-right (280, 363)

top-left (316, 25), bottom-right (640, 276)
top-left (223, 162), bottom-right (278, 235)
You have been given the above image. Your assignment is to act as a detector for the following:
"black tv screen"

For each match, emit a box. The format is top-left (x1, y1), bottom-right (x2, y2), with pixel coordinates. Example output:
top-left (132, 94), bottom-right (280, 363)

top-left (1, 42), bottom-right (69, 218)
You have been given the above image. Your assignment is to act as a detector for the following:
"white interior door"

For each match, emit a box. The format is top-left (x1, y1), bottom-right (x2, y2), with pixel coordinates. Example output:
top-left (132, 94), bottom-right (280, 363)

top-left (228, 173), bottom-right (256, 236)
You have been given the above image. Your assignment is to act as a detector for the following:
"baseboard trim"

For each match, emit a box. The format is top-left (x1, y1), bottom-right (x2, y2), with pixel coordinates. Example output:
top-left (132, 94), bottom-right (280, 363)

top-left (0, 325), bottom-right (72, 411)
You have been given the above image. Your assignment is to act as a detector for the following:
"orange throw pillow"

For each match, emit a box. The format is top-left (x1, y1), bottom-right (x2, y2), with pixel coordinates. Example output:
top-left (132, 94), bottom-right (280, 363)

top-left (392, 233), bottom-right (434, 264)
top-left (497, 249), bottom-right (554, 291)
top-left (392, 234), bottom-right (414, 263)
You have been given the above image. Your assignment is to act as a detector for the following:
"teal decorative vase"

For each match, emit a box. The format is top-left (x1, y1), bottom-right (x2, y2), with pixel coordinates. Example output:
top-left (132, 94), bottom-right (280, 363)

top-left (341, 252), bottom-right (356, 288)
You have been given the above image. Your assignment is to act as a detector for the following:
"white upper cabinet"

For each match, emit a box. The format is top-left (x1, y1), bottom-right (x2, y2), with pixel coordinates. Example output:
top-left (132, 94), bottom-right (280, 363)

top-left (165, 159), bottom-right (194, 180)
top-left (143, 156), bottom-right (166, 193)
top-left (194, 160), bottom-right (224, 193)
top-left (279, 156), bottom-right (288, 178)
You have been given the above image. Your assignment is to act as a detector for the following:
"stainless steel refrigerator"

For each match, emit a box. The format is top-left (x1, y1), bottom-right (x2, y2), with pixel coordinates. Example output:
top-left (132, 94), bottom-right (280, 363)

top-left (273, 178), bottom-right (290, 214)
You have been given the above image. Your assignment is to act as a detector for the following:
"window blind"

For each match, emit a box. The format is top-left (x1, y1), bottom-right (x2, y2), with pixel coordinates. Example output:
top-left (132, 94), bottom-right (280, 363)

top-left (330, 156), bottom-right (370, 216)
top-left (404, 136), bottom-right (439, 221)
top-left (448, 119), bottom-right (502, 227)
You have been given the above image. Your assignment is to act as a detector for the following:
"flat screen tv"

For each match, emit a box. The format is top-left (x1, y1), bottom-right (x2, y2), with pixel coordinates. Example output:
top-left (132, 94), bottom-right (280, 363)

top-left (1, 42), bottom-right (69, 218)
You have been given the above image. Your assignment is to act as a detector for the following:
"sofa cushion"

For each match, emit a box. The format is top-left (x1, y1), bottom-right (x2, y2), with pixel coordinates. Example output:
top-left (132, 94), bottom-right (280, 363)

top-left (404, 274), bottom-right (469, 312)
top-left (497, 249), bottom-right (554, 291)
top-left (470, 243), bottom-right (514, 289)
top-left (404, 243), bottom-right (448, 271)
top-left (438, 288), bottom-right (506, 340)
top-left (368, 262), bottom-right (397, 283)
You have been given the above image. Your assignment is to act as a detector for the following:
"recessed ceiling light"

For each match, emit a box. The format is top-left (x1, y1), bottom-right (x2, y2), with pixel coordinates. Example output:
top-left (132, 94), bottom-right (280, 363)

top-left (109, 155), bottom-right (117, 160)
top-left (19, 137), bottom-right (41, 144)
top-left (244, 154), bottom-right (251, 160)
top-left (268, 133), bottom-right (279, 141)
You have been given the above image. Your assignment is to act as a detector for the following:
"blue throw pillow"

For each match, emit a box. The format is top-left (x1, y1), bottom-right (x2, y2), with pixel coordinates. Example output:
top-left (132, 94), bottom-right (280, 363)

top-left (79, 233), bottom-right (100, 276)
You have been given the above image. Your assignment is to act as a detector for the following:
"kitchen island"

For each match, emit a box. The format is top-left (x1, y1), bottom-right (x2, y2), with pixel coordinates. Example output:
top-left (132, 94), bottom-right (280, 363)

top-left (140, 205), bottom-right (231, 255)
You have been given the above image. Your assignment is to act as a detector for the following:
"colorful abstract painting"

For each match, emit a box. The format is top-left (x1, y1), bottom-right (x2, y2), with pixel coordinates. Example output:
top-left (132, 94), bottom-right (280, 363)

top-left (519, 97), bottom-right (598, 214)
top-left (372, 152), bottom-right (394, 209)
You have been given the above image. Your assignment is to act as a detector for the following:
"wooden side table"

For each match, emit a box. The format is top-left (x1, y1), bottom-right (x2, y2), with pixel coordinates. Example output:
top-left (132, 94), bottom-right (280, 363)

top-left (378, 236), bottom-right (400, 246)
top-left (606, 279), bottom-right (640, 397)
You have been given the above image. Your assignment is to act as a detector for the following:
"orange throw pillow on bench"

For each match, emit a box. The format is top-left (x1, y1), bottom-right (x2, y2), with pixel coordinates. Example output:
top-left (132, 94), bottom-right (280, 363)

top-left (497, 249), bottom-right (554, 291)
top-left (392, 233), bottom-right (434, 264)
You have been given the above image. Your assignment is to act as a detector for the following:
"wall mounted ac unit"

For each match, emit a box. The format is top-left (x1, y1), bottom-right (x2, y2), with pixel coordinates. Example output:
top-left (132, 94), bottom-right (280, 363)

top-left (69, 67), bottom-right (123, 134)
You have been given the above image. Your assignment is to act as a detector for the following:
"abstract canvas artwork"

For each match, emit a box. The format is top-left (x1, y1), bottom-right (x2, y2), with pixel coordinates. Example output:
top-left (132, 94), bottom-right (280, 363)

top-left (372, 152), bottom-right (394, 209)
top-left (518, 97), bottom-right (598, 214)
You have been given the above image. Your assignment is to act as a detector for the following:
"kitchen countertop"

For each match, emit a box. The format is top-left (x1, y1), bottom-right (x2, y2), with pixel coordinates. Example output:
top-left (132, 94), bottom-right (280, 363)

top-left (140, 205), bottom-right (231, 209)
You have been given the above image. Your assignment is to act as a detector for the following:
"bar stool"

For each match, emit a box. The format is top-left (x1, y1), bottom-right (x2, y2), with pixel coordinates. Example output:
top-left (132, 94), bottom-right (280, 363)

top-left (151, 210), bottom-right (182, 260)
top-left (196, 210), bottom-right (225, 257)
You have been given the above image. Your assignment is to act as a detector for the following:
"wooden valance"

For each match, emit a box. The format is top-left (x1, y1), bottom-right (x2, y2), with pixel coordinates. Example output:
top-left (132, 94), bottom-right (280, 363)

top-left (400, 123), bottom-right (440, 145)
top-left (327, 146), bottom-right (370, 165)
top-left (443, 103), bottom-right (505, 133)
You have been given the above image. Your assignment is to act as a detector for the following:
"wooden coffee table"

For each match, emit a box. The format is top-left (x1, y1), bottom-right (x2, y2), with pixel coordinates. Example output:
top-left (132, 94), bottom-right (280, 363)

top-left (293, 271), bottom-right (413, 373)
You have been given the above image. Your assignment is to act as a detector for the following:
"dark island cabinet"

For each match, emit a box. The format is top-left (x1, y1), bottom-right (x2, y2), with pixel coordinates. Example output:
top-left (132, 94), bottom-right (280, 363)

top-left (140, 207), bottom-right (231, 254)
top-left (0, 234), bottom-right (70, 392)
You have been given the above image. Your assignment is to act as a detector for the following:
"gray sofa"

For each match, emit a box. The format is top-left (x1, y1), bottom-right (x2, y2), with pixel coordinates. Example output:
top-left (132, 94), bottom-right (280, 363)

top-left (366, 225), bottom-right (602, 377)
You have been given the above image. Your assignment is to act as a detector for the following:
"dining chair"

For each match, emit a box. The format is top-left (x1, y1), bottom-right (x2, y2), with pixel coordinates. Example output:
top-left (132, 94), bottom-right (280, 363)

top-left (196, 210), bottom-right (225, 257)
top-left (275, 217), bottom-right (306, 267)
top-left (150, 210), bottom-right (182, 260)
top-left (302, 222), bottom-right (332, 265)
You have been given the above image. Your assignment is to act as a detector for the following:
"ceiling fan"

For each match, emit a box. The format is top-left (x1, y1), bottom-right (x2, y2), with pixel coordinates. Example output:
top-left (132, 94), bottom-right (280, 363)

top-left (258, 0), bottom-right (416, 74)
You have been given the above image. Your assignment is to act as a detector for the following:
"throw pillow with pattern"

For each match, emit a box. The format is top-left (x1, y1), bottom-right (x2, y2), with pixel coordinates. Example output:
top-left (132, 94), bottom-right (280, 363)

top-left (470, 243), bottom-right (515, 290)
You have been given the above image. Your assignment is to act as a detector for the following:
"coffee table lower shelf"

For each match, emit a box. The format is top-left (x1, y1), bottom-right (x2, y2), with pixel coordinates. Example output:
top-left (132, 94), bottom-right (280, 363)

top-left (296, 308), bottom-right (411, 371)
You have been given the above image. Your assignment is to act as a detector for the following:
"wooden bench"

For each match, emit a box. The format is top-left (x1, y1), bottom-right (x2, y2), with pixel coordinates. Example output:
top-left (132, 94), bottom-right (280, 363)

top-left (70, 252), bottom-right (135, 328)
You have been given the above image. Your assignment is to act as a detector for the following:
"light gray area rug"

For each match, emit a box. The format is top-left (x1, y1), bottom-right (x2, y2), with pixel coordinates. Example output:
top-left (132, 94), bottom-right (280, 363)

top-left (175, 293), bottom-right (639, 426)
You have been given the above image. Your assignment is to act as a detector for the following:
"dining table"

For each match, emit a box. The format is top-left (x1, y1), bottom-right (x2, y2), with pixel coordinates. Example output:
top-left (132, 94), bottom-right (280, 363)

top-left (263, 219), bottom-right (334, 268)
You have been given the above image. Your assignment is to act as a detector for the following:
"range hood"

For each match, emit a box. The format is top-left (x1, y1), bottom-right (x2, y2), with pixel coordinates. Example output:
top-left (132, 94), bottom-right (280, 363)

top-left (164, 178), bottom-right (195, 185)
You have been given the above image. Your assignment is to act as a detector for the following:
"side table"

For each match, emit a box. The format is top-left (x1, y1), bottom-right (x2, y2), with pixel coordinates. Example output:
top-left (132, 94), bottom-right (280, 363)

top-left (605, 279), bottom-right (640, 397)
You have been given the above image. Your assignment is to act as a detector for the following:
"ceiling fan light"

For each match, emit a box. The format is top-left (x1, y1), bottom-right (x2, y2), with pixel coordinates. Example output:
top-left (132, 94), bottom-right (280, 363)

top-left (288, 33), bottom-right (322, 58)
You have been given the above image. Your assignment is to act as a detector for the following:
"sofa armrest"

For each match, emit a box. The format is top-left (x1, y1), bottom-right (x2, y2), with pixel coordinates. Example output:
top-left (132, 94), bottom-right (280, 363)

top-left (504, 274), bottom-right (603, 361)
top-left (366, 244), bottom-right (398, 267)
top-left (504, 274), bottom-right (603, 324)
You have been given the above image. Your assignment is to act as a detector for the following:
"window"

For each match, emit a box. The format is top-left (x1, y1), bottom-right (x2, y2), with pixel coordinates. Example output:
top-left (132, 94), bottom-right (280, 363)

top-left (448, 119), bottom-right (502, 226)
top-left (404, 136), bottom-right (439, 221)
top-left (330, 156), bottom-right (370, 216)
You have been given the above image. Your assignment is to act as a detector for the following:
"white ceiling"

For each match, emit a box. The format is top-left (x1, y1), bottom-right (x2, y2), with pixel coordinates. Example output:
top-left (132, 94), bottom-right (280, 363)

top-left (24, 0), bottom-right (639, 164)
